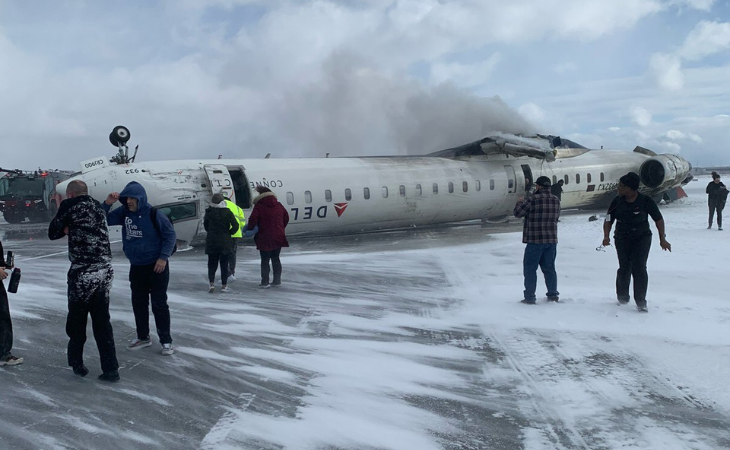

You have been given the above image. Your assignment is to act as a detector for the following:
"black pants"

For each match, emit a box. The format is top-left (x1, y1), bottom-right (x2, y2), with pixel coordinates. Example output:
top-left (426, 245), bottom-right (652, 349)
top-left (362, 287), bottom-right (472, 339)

top-left (208, 253), bottom-right (230, 285)
top-left (615, 234), bottom-right (652, 307)
top-left (228, 238), bottom-right (240, 275)
top-left (129, 263), bottom-right (172, 344)
top-left (709, 199), bottom-right (724, 227)
top-left (0, 281), bottom-right (13, 359)
top-left (66, 265), bottom-right (118, 373)
top-left (260, 249), bottom-right (282, 285)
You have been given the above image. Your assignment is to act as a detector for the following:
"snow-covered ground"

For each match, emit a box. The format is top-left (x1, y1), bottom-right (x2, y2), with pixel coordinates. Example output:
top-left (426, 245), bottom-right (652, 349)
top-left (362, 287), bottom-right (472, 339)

top-left (1, 176), bottom-right (729, 449)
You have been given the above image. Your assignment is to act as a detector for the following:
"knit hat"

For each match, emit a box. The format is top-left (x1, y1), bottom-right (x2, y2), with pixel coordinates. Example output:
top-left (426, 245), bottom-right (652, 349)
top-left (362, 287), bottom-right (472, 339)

top-left (535, 176), bottom-right (551, 187)
top-left (619, 172), bottom-right (640, 190)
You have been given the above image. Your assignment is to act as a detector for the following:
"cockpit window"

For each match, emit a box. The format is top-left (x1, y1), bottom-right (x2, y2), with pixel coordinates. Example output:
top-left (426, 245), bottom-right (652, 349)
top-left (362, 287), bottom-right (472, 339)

top-left (155, 202), bottom-right (197, 223)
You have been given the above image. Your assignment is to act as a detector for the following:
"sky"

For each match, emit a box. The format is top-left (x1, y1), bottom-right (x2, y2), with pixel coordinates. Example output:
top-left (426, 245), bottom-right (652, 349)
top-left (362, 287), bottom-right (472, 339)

top-left (0, 0), bottom-right (729, 170)
top-left (2, 177), bottom-right (730, 449)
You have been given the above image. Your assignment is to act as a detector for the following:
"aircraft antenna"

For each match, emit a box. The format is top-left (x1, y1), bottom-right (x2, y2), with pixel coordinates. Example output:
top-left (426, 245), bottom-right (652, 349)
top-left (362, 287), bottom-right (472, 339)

top-left (264, 153), bottom-right (271, 159)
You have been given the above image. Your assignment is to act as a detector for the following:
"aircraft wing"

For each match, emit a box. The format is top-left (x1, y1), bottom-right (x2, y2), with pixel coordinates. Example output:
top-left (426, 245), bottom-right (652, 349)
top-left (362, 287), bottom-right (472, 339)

top-left (428, 134), bottom-right (587, 161)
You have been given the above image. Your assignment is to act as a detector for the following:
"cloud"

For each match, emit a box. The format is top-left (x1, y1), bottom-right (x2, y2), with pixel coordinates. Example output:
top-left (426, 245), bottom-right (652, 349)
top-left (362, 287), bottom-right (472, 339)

top-left (609, 127), bottom-right (621, 131)
top-left (552, 62), bottom-right (578, 74)
top-left (649, 53), bottom-right (684, 90)
top-left (429, 53), bottom-right (501, 88)
top-left (630, 106), bottom-right (653, 127)
top-left (678, 20), bottom-right (730, 61)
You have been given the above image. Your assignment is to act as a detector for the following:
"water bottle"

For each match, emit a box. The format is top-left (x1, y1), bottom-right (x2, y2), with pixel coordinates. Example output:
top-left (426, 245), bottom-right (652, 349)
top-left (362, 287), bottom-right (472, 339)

top-left (6, 251), bottom-right (13, 268)
top-left (7, 268), bottom-right (20, 294)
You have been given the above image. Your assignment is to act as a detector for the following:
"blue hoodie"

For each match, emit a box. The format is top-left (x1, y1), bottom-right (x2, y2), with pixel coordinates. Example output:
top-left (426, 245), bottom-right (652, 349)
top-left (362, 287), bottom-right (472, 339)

top-left (102, 181), bottom-right (177, 265)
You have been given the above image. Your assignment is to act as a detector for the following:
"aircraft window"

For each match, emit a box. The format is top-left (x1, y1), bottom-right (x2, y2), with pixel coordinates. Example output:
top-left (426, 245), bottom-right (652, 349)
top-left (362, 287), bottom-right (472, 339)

top-left (155, 202), bottom-right (197, 223)
top-left (490, 179), bottom-right (495, 190)
top-left (552, 176), bottom-right (557, 185)
top-left (462, 181), bottom-right (468, 192)
top-left (305, 191), bottom-right (312, 204)
top-left (416, 184), bottom-right (422, 195)
top-left (587, 173), bottom-right (592, 183)
top-left (564, 175), bottom-right (569, 185)
top-left (399, 185), bottom-right (405, 196)
top-left (286, 192), bottom-right (294, 205)
top-left (600, 172), bottom-right (605, 182)
top-left (476, 180), bottom-right (481, 191)
top-left (448, 182), bottom-right (454, 193)
top-left (364, 187), bottom-right (370, 199)
top-left (433, 183), bottom-right (438, 194)
top-left (508, 179), bottom-right (514, 189)
top-left (325, 190), bottom-right (332, 202)
top-left (382, 186), bottom-right (388, 198)
top-left (345, 188), bottom-right (352, 201)
top-left (576, 174), bottom-right (580, 184)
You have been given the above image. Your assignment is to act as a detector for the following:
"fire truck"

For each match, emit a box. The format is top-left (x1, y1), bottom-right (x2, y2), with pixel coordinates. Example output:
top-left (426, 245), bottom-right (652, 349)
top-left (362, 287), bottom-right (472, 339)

top-left (0, 168), bottom-right (73, 223)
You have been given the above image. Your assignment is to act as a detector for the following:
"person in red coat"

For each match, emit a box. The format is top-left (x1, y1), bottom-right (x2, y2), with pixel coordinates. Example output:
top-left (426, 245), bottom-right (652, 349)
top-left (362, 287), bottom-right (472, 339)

top-left (246, 186), bottom-right (289, 288)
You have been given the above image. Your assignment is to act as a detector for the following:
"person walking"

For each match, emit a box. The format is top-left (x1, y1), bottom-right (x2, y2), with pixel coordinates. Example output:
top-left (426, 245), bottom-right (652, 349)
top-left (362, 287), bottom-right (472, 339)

top-left (246, 186), bottom-right (289, 288)
top-left (103, 181), bottom-right (177, 356)
top-left (224, 195), bottom-right (246, 281)
top-left (706, 171), bottom-right (728, 230)
top-left (48, 180), bottom-right (119, 381)
top-left (513, 176), bottom-right (561, 304)
top-left (602, 172), bottom-right (671, 313)
top-left (0, 240), bottom-right (23, 367)
top-left (551, 179), bottom-right (564, 201)
top-left (204, 193), bottom-right (239, 293)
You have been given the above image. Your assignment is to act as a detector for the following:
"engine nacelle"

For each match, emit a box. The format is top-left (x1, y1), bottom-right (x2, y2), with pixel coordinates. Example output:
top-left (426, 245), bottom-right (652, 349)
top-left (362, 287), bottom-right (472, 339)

top-left (639, 154), bottom-right (692, 191)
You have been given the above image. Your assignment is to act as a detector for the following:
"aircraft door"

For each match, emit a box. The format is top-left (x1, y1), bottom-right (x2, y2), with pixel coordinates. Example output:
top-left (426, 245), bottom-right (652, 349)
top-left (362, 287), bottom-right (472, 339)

top-left (504, 165), bottom-right (517, 194)
top-left (203, 164), bottom-right (235, 202)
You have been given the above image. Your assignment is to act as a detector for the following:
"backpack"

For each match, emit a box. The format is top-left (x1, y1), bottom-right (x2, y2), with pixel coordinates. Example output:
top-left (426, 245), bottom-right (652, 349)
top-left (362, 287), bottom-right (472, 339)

top-left (150, 207), bottom-right (178, 255)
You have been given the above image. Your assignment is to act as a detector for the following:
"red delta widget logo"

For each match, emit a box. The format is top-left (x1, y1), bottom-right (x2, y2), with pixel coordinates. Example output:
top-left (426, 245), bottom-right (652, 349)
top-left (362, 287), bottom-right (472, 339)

top-left (290, 203), bottom-right (348, 221)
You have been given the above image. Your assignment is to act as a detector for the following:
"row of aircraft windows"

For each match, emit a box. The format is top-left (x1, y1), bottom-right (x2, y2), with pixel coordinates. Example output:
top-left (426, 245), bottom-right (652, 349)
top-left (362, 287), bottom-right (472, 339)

top-left (555, 172), bottom-right (606, 186)
top-left (284, 172), bottom-right (607, 205)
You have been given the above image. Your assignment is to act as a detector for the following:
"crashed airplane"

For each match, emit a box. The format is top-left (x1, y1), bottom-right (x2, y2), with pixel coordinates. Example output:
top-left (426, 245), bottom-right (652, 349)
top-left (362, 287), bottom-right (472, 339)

top-left (57, 127), bottom-right (692, 247)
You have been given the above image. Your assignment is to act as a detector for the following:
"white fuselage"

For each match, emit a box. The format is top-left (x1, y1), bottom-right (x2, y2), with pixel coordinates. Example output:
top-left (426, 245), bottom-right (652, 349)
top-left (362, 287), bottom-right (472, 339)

top-left (60, 150), bottom-right (686, 247)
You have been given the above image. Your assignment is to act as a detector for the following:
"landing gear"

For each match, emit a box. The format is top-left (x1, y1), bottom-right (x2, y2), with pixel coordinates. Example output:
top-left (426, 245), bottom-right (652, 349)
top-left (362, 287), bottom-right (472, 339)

top-left (109, 125), bottom-right (131, 147)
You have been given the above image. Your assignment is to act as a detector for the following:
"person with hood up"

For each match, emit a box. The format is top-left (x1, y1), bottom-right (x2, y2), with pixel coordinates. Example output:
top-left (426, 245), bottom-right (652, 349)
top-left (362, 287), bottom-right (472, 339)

top-left (246, 186), bottom-right (289, 288)
top-left (103, 182), bottom-right (177, 355)
top-left (49, 180), bottom-right (119, 381)
top-left (706, 171), bottom-right (728, 230)
top-left (602, 172), bottom-right (671, 313)
top-left (204, 193), bottom-right (239, 293)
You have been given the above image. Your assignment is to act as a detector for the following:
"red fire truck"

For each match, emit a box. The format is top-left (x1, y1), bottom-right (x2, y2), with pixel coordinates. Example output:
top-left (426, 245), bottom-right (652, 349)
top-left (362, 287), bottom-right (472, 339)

top-left (0, 168), bottom-right (72, 223)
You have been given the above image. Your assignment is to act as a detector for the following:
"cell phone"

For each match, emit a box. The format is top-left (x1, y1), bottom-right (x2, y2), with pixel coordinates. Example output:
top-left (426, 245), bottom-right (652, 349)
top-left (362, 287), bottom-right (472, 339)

top-left (6, 251), bottom-right (13, 268)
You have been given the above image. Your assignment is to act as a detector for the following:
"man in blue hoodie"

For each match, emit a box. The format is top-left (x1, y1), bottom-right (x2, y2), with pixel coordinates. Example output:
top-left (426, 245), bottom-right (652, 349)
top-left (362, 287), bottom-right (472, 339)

top-left (103, 182), bottom-right (177, 356)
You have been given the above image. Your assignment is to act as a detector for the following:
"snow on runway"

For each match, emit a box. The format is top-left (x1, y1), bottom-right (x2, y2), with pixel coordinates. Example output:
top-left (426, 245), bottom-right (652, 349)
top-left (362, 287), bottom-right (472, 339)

top-left (1, 177), bottom-right (729, 449)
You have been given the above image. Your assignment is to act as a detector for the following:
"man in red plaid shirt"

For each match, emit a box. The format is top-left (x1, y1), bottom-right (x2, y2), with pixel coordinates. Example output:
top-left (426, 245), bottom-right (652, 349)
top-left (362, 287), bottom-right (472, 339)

top-left (513, 176), bottom-right (561, 304)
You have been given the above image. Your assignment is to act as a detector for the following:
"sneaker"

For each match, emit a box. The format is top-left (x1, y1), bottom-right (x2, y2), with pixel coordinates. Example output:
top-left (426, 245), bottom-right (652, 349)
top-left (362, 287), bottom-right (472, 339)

top-left (520, 299), bottom-right (537, 305)
top-left (208, 286), bottom-right (215, 293)
top-left (127, 338), bottom-right (152, 350)
top-left (259, 283), bottom-right (270, 289)
top-left (637, 305), bottom-right (648, 313)
top-left (271, 279), bottom-right (281, 287)
top-left (708, 225), bottom-right (712, 229)
top-left (98, 370), bottom-right (120, 382)
top-left (220, 286), bottom-right (231, 293)
top-left (227, 274), bottom-right (236, 282)
top-left (547, 296), bottom-right (559, 302)
top-left (720, 227), bottom-right (723, 231)
top-left (161, 344), bottom-right (174, 356)
top-left (0, 354), bottom-right (23, 366)
top-left (72, 364), bottom-right (89, 377)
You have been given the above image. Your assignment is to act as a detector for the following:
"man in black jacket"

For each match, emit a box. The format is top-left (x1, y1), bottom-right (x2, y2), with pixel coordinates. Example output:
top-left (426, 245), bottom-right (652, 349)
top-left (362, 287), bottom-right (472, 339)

top-left (0, 240), bottom-right (23, 366)
top-left (706, 171), bottom-right (728, 230)
top-left (49, 180), bottom-right (120, 381)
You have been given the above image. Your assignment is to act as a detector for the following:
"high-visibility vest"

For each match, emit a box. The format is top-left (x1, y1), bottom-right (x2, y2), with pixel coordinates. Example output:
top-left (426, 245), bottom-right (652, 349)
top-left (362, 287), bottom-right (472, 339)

top-left (225, 200), bottom-right (246, 238)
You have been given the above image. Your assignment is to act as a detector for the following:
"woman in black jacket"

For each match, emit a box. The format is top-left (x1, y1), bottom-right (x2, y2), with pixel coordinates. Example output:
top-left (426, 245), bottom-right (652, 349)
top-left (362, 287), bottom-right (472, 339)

top-left (204, 193), bottom-right (239, 293)
top-left (706, 171), bottom-right (728, 230)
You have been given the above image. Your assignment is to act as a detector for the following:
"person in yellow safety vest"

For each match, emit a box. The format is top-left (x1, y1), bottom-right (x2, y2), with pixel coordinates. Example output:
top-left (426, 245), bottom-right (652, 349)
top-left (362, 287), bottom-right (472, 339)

top-left (224, 196), bottom-right (246, 281)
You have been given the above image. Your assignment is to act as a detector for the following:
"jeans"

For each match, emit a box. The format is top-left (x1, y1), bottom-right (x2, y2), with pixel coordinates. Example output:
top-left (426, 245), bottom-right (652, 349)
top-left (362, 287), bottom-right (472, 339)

top-left (129, 263), bottom-right (172, 344)
top-left (208, 253), bottom-right (230, 285)
top-left (709, 199), bottom-right (724, 227)
top-left (66, 266), bottom-right (118, 373)
top-left (260, 249), bottom-right (282, 285)
top-left (228, 238), bottom-right (241, 275)
top-left (523, 243), bottom-right (558, 301)
top-left (615, 233), bottom-right (652, 307)
top-left (0, 281), bottom-right (13, 359)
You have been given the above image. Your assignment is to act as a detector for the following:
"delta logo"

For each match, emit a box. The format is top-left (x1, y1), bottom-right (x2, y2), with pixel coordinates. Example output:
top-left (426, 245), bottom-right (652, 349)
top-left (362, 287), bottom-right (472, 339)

top-left (334, 203), bottom-right (348, 217)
